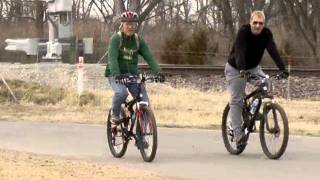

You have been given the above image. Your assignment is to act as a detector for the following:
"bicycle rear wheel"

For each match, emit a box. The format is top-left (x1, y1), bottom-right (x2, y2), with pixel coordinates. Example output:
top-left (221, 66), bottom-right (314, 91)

top-left (260, 103), bottom-right (289, 159)
top-left (221, 104), bottom-right (246, 155)
top-left (136, 107), bottom-right (157, 162)
top-left (106, 108), bottom-right (129, 158)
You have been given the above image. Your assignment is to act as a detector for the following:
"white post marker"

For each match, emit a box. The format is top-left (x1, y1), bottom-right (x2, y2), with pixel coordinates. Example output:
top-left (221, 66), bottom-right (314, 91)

top-left (77, 56), bottom-right (84, 95)
top-left (287, 56), bottom-right (291, 100)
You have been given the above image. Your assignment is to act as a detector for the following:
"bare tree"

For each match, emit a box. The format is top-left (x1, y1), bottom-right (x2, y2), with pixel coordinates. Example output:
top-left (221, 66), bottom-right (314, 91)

top-left (0, 0), bottom-right (4, 21)
top-left (197, 0), bottom-right (208, 26)
top-left (285, 0), bottom-right (319, 62)
top-left (35, 0), bottom-right (45, 37)
top-left (253, 0), bottom-right (265, 10)
top-left (128, 0), bottom-right (139, 12)
top-left (214, 0), bottom-right (235, 40)
top-left (237, 0), bottom-right (246, 27)
top-left (8, 0), bottom-right (23, 22)
top-left (138, 0), bottom-right (162, 24)
top-left (154, 0), bottom-right (166, 25)
top-left (114, 0), bottom-right (125, 14)
top-left (182, 0), bottom-right (191, 23)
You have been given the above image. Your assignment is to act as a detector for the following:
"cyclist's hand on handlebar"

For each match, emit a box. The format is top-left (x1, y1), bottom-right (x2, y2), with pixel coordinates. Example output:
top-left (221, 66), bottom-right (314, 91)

top-left (279, 70), bottom-right (289, 79)
top-left (239, 70), bottom-right (250, 78)
top-left (155, 73), bottom-right (165, 83)
top-left (115, 74), bottom-right (128, 84)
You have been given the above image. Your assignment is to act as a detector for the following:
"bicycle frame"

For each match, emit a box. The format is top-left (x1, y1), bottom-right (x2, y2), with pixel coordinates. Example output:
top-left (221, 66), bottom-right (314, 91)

top-left (243, 91), bottom-right (263, 133)
top-left (120, 75), bottom-right (151, 142)
top-left (107, 74), bottom-right (162, 162)
top-left (242, 74), bottom-right (280, 134)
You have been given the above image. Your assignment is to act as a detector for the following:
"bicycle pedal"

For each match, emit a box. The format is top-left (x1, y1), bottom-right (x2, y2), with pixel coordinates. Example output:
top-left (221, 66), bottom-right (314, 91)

top-left (111, 118), bottom-right (126, 125)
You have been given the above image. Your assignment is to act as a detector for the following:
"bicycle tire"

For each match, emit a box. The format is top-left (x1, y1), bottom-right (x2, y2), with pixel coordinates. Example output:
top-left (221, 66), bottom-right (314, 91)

top-left (136, 107), bottom-right (158, 162)
top-left (259, 103), bottom-right (289, 159)
top-left (106, 108), bottom-right (129, 158)
top-left (222, 104), bottom-right (246, 155)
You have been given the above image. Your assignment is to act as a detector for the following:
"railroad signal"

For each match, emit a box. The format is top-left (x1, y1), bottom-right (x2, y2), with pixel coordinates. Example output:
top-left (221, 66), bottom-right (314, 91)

top-left (4, 0), bottom-right (92, 60)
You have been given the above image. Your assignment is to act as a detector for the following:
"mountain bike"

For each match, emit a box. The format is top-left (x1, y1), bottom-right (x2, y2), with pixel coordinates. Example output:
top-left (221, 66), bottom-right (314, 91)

top-left (222, 72), bottom-right (289, 159)
top-left (106, 74), bottom-right (163, 162)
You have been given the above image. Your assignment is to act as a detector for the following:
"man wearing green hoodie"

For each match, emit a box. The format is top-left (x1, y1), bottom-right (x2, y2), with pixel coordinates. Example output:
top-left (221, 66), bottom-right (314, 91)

top-left (105, 11), bottom-right (162, 123)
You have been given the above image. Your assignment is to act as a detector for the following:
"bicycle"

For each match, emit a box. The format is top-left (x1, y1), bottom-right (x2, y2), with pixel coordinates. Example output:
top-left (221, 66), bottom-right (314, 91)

top-left (106, 74), bottom-right (163, 162)
top-left (222, 72), bottom-right (289, 159)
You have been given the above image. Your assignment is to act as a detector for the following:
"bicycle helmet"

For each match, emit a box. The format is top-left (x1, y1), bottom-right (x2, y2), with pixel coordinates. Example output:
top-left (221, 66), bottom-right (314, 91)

top-left (120, 11), bottom-right (139, 22)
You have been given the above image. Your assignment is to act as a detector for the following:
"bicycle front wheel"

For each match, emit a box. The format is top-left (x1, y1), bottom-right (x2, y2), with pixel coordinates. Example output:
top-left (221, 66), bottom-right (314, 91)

top-left (136, 107), bottom-right (158, 162)
top-left (259, 103), bottom-right (289, 159)
top-left (106, 109), bottom-right (129, 158)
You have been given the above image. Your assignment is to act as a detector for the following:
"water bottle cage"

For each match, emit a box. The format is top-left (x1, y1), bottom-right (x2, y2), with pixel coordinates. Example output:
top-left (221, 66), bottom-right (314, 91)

top-left (250, 99), bottom-right (259, 115)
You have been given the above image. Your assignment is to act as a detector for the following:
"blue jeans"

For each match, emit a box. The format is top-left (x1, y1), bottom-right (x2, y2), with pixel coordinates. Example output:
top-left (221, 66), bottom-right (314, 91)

top-left (108, 76), bottom-right (149, 117)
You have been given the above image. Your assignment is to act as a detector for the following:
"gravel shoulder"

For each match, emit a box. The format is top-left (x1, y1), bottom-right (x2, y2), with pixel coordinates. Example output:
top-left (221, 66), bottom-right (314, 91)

top-left (0, 149), bottom-right (162, 180)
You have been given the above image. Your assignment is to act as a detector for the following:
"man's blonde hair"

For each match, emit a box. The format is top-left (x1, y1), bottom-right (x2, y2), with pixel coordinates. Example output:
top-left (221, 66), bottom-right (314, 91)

top-left (250, 11), bottom-right (265, 22)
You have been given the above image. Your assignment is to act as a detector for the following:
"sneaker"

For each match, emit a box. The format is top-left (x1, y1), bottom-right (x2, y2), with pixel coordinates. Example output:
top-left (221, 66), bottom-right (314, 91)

top-left (141, 139), bottom-right (149, 149)
top-left (135, 138), bottom-right (149, 149)
top-left (110, 111), bottom-right (121, 124)
top-left (235, 132), bottom-right (247, 148)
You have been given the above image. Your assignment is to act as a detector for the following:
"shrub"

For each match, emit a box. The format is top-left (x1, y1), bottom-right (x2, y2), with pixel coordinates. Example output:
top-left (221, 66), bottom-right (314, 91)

top-left (0, 79), bottom-right (65, 105)
top-left (79, 91), bottom-right (98, 106)
top-left (160, 27), bottom-right (187, 64)
top-left (184, 28), bottom-right (208, 65)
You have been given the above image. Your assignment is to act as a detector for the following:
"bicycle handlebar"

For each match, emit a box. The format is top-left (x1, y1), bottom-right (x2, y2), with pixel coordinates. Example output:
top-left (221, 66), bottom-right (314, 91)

top-left (229, 72), bottom-right (288, 82)
top-left (115, 74), bottom-right (165, 85)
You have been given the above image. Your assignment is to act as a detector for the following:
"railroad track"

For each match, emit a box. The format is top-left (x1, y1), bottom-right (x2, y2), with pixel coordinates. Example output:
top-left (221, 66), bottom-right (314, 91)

top-left (138, 64), bottom-right (320, 77)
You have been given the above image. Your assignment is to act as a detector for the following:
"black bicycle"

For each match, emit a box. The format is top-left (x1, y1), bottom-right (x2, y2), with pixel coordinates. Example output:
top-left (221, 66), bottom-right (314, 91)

top-left (222, 72), bottom-right (289, 159)
top-left (106, 74), bottom-right (163, 162)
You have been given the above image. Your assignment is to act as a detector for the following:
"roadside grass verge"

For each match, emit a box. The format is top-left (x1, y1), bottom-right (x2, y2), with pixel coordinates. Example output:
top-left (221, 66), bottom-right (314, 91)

top-left (0, 79), bottom-right (319, 136)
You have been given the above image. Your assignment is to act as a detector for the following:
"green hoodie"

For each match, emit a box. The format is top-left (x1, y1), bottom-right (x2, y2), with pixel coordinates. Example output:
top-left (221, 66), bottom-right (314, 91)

top-left (105, 32), bottom-right (160, 77)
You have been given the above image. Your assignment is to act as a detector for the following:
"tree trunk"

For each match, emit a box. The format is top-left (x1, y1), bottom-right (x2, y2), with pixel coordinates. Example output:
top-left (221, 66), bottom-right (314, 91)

top-left (253, 0), bottom-right (265, 10)
top-left (154, 0), bottom-right (165, 26)
top-left (220, 0), bottom-right (235, 40)
top-left (114, 0), bottom-right (125, 14)
top-left (0, 1), bottom-right (3, 21)
top-left (139, 0), bottom-right (162, 24)
top-left (286, 0), bottom-right (318, 62)
top-left (183, 0), bottom-right (191, 23)
top-left (198, 0), bottom-right (208, 26)
top-left (237, 0), bottom-right (246, 28)
top-left (128, 0), bottom-right (140, 12)
top-left (35, 0), bottom-right (45, 37)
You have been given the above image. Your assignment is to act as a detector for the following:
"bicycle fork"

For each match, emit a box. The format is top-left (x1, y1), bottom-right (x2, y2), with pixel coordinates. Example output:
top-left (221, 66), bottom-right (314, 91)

top-left (263, 103), bottom-right (280, 135)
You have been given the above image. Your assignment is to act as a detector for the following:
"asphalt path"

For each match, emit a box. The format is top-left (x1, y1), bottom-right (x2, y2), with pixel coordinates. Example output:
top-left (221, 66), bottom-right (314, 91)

top-left (0, 120), bottom-right (319, 179)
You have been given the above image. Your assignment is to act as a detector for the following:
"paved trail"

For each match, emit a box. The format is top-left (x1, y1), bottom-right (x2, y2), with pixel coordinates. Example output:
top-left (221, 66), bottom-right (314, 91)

top-left (0, 121), bottom-right (319, 179)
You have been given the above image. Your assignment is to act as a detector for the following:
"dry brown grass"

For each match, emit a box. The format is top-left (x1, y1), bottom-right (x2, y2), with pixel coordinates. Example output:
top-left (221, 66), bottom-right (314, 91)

top-left (278, 99), bottom-right (320, 135)
top-left (0, 84), bottom-right (319, 136)
top-left (148, 84), bottom-right (228, 128)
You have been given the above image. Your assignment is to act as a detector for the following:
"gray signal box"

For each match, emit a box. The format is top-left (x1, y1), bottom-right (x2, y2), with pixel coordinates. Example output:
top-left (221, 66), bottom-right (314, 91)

top-left (5, 0), bottom-right (92, 60)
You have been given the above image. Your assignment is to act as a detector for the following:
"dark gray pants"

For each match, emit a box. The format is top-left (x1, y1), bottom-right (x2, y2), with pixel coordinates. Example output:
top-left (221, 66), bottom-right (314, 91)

top-left (224, 63), bottom-right (266, 137)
